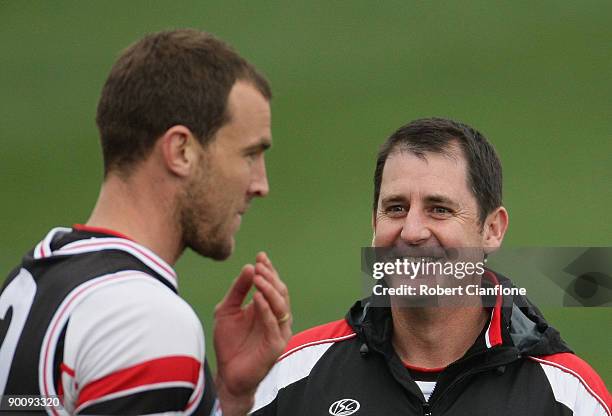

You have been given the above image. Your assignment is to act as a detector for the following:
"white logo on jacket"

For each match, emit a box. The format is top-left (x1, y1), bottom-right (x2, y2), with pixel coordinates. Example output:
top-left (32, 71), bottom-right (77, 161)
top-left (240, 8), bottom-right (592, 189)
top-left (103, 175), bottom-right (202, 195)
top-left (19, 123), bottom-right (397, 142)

top-left (329, 398), bottom-right (360, 415)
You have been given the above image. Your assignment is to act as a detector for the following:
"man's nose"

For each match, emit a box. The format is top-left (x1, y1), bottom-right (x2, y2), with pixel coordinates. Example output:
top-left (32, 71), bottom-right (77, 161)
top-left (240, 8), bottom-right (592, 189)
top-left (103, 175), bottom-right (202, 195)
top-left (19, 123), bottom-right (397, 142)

top-left (399, 209), bottom-right (431, 245)
top-left (249, 159), bottom-right (269, 197)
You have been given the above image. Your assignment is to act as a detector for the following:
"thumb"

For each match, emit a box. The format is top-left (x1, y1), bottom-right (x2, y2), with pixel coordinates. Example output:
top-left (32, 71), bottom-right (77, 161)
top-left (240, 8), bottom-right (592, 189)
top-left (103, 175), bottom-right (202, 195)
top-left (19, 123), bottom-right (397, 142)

top-left (217, 264), bottom-right (255, 312)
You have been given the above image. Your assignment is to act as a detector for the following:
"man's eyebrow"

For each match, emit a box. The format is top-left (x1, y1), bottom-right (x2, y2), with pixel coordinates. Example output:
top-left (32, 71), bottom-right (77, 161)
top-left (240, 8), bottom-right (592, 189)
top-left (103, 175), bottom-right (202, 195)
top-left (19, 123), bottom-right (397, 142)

top-left (379, 193), bottom-right (459, 208)
top-left (424, 194), bottom-right (458, 207)
top-left (380, 194), bottom-right (409, 206)
top-left (245, 138), bottom-right (272, 152)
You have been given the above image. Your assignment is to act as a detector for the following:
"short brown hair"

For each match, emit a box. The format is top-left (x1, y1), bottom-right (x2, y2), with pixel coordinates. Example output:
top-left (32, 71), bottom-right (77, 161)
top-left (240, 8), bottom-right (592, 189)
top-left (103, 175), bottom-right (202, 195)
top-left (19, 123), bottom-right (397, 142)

top-left (96, 29), bottom-right (271, 175)
top-left (373, 118), bottom-right (503, 225)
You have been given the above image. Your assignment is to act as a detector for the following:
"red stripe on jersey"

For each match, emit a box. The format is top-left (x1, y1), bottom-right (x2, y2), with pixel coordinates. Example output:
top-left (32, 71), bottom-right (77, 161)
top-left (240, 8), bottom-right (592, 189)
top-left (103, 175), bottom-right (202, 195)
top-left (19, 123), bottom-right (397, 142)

top-left (61, 363), bottom-right (75, 377)
top-left (42, 271), bottom-right (137, 413)
top-left (76, 355), bottom-right (201, 408)
top-left (484, 270), bottom-right (503, 348)
top-left (530, 353), bottom-right (612, 414)
top-left (185, 370), bottom-right (205, 412)
top-left (73, 224), bottom-right (134, 241)
top-left (279, 319), bottom-right (356, 361)
top-left (57, 374), bottom-right (64, 405)
top-left (38, 243), bottom-right (45, 258)
top-left (58, 363), bottom-right (76, 407)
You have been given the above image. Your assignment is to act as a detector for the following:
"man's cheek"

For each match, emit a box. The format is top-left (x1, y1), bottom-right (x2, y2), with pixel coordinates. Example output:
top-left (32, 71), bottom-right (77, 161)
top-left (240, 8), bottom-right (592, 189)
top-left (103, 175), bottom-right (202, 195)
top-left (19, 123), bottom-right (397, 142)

top-left (374, 228), bottom-right (396, 246)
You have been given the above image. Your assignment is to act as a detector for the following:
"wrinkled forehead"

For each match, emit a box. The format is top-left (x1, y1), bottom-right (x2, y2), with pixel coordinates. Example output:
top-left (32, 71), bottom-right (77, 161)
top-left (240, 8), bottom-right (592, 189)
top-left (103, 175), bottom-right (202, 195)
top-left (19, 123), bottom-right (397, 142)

top-left (379, 144), bottom-right (473, 201)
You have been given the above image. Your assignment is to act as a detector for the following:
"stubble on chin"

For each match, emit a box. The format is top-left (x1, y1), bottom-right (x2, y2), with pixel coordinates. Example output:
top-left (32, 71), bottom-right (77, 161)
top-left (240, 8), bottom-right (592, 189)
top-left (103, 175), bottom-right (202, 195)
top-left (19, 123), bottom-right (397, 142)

top-left (177, 178), bottom-right (233, 261)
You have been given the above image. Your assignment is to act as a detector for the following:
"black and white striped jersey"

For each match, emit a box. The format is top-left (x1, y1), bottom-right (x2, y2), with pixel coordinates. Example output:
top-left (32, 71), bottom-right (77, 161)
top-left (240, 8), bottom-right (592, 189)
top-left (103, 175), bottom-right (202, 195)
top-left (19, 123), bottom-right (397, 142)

top-left (0, 225), bottom-right (220, 415)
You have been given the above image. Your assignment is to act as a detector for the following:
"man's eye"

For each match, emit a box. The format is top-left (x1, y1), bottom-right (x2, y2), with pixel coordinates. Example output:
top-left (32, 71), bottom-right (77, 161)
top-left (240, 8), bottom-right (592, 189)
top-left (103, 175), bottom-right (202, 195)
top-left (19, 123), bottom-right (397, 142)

top-left (431, 206), bottom-right (451, 215)
top-left (385, 206), bottom-right (406, 216)
top-left (245, 151), bottom-right (259, 161)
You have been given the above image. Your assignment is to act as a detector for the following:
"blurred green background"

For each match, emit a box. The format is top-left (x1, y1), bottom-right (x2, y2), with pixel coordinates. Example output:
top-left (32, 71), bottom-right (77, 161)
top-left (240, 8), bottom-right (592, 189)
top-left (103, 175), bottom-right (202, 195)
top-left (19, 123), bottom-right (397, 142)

top-left (1, 1), bottom-right (610, 384)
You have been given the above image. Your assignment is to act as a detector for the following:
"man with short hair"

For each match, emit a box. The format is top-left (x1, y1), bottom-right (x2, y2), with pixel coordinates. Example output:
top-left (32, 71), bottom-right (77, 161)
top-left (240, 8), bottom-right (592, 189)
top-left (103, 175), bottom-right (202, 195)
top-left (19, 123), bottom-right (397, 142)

top-left (251, 118), bottom-right (611, 415)
top-left (0, 29), bottom-right (291, 415)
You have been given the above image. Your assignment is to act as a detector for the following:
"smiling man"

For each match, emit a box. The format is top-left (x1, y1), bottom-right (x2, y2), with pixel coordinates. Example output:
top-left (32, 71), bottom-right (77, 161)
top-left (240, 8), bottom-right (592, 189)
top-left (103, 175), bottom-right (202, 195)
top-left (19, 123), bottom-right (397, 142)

top-left (251, 118), bottom-right (611, 415)
top-left (0, 30), bottom-right (291, 415)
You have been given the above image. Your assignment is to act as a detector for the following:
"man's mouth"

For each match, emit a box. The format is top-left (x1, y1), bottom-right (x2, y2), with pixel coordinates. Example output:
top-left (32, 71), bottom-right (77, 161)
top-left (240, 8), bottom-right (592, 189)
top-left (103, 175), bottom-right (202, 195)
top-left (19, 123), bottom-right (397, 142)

top-left (238, 202), bottom-right (251, 216)
top-left (388, 245), bottom-right (446, 260)
top-left (401, 256), bottom-right (442, 263)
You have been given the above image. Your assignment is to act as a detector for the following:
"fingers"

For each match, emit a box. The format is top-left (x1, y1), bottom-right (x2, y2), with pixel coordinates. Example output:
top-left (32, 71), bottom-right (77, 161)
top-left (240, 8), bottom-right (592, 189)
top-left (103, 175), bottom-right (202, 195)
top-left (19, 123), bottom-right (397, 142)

top-left (253, 291), bottom-right (283, 342)
top-left (255, 252), bottom-right (289, 301)
top-left (253, 252), bottom-right (292, 340)
top-left (216, 264), bottom-right (255, 312)
top-left (217, 253), bottom-right (291, 339)
top-left (253, 292), bottom-right (291, 356)
top-left (256, 251), bottom-right (275, 272)
top-left (253, 274), bottom-right (289, 324)
top-left (253, 291), bottom-right (292, 354)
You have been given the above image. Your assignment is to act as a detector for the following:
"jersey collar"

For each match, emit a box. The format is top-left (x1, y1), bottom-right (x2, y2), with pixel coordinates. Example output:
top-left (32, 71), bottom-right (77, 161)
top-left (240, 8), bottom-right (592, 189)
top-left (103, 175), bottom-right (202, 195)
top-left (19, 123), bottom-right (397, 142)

top-left (33, 226), bottom-right (178, 291)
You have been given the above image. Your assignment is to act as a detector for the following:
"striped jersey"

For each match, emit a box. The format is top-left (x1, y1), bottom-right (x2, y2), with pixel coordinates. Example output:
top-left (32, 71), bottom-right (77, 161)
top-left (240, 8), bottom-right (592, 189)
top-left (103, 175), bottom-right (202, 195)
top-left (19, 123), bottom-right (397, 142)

top-left (0, 226), bottom-right (219, 415)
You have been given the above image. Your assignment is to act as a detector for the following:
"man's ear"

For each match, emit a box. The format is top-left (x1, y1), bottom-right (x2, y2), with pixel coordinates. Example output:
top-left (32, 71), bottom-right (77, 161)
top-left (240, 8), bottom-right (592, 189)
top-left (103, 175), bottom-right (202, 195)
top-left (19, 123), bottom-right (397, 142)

top-left (483, 206), bottom-right (509, 254)
top-left (159, 125), bottom-right (201, 177)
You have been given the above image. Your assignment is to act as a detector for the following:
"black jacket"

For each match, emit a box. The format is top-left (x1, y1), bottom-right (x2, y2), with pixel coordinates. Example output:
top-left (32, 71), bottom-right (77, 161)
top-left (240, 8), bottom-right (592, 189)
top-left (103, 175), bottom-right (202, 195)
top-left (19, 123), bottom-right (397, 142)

top-left (251, 272), bottom-right (611, 415)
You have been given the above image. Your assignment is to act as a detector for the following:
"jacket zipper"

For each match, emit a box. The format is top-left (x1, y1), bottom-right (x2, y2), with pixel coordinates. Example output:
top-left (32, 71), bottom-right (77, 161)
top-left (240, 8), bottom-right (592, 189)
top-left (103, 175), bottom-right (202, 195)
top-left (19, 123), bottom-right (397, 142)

top-left (420, 378), bottom-right (439, 415)
top-left (426, 353), bottom-right (520, 414)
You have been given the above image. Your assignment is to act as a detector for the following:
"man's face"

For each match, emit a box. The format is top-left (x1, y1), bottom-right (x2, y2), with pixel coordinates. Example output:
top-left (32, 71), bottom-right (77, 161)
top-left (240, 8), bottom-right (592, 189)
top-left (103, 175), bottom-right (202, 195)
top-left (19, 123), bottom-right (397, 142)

top-left (373, 144), bottom-right (487, 253)
top-left (180, 81), bottom-right (271, 260)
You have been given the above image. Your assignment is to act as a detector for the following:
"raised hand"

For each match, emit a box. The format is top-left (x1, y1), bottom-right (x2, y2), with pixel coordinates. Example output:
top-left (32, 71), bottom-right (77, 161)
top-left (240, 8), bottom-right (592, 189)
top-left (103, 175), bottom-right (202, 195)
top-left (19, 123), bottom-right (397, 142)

top-left (213, 252), bottom-right (291, 415)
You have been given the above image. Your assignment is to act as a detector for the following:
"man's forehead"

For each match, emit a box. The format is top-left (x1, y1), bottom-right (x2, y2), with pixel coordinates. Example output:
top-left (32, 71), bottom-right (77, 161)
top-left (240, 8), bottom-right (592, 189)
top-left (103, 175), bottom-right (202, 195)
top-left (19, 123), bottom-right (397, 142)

top-left (383, 148), bottom-right (466, 178)
top-left (227, 81), bottom-right (271, 114)
top-left (215, 81), bottom-right (271, 146)
top-left (390, 140), bottom-right (465, 165)
top-left (379, 148), bottom-right (471, 199)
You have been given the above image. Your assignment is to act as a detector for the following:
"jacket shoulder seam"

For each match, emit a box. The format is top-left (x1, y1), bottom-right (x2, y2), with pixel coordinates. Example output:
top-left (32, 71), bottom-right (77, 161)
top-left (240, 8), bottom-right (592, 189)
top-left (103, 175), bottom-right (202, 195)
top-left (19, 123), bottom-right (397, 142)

top-left (279, 319), bottom-right (356, 361)
top-left (529, 355), bottom-right (611, 415)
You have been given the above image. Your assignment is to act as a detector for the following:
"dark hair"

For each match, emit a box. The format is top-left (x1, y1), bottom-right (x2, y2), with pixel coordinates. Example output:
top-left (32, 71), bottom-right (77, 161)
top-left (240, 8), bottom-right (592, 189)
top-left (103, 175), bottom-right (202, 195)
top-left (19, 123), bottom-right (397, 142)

top-left (373, 118), bottom-right (503, 224)
top-left (96, 29), bottom-right (271, 176)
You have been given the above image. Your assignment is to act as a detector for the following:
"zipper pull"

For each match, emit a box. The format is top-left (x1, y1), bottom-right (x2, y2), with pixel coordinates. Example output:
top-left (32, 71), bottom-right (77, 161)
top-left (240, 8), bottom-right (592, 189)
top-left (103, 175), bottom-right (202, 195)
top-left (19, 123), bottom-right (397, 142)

top-left (359, 342), bottom-right (370, 356)
top-left (422, 402), bottom-right (432, 416)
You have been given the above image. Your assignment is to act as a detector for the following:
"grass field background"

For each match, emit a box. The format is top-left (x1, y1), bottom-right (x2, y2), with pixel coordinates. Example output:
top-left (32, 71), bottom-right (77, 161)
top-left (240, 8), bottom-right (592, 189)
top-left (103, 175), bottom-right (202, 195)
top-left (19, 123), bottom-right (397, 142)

top-left (1, 2), bottom-right (610, 384)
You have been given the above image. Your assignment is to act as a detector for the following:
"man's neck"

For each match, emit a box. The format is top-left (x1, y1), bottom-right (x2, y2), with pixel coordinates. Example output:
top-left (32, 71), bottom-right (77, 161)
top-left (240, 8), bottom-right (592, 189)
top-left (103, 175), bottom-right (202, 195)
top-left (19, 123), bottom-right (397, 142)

top-left (85, 172), bottom-right (184, 266)
top-left (391, 304), bottom-right (488, 369)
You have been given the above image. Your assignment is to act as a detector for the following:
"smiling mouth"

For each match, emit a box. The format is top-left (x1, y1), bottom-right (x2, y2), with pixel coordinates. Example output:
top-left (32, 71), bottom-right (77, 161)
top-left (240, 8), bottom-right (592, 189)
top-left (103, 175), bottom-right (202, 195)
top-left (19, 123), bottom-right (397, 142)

top-left (402, 256), bottom-right (442, 263)
top-left (388, 246), bottom-right (446, 259)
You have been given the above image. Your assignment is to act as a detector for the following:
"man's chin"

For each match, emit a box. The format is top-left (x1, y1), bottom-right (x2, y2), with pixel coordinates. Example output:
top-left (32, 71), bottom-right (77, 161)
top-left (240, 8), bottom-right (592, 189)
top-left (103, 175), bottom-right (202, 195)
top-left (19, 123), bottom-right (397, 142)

top-left (189, 237), bottom-right (234, 261)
